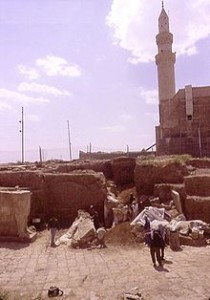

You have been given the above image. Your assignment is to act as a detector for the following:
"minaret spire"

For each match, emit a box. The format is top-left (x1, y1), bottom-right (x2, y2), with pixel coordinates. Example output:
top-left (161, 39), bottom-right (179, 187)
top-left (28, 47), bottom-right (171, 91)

top-left (155, 4), bottom-right (176, 102)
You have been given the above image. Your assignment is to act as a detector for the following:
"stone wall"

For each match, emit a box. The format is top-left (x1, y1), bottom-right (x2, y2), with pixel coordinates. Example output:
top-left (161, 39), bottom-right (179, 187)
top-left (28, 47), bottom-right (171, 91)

top-left (54, 160), bottom-right (112, 180)
top-left (111, 157), bottom-right (136, 186)
top-left (0, 170), bottom-right (107, 228)
top-left (183, 174), bottom-right (210, 222)
top-left (134, 158), bottom-right (189, 196)
top-left (43, 171), bottom-right (107, 227)
top-left (54, 157), bottom-right (137, 187)
top-left (157, 86), bottom-right (210, 157)
top-left (1, 157), bottom-right (210, 228)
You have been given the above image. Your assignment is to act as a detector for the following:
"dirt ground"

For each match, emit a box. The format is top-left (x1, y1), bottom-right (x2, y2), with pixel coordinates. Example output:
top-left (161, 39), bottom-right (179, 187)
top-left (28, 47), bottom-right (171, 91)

top-left (1, 229), bottom-right (210, 300)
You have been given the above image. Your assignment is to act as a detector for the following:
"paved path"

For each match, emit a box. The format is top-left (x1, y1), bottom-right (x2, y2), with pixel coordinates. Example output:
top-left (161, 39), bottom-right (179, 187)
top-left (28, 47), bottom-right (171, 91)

top-left (0, 231), bottom-right (210, 299)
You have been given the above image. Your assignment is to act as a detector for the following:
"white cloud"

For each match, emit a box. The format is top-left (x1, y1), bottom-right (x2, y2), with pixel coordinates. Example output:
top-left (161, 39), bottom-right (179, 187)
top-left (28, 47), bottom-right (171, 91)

top-left (18, 65), bottom-right (40, 80)
top-left (18, 82), bottom-right (71, 97)
top-left (0, 101), bottom-right (13, 111)
top-left (101, 124), bottom-right (125, 133)
top-left (36, 55), bottom-right (82, 77)
top-left (106, 0), bottom-right (210, 63)
top-left (0, 89), bottom-right (50, 104)
top-left (26, 114), bottom-right (41, 122)
top-left (139, 87), bottom-right (158, 105)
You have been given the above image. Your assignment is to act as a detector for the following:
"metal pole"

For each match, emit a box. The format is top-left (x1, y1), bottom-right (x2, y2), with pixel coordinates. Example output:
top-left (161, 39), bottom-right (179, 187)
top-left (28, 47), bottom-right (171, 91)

top-left (39, 146), bottom-right (42, 164)
top-left (67, 120), bottom-right (72, 160)
top-left (19, 107), bottom-right (24, 164)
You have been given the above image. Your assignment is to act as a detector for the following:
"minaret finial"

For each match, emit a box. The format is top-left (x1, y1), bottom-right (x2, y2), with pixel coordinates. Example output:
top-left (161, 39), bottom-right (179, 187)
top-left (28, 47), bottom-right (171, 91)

top-left (162, 1), bottom-right (164, 9)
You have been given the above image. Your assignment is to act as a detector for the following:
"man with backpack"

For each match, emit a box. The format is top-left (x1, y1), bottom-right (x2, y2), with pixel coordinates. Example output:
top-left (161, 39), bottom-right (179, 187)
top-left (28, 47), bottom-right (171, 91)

top-left (148, 225), bottom-right (165, 267)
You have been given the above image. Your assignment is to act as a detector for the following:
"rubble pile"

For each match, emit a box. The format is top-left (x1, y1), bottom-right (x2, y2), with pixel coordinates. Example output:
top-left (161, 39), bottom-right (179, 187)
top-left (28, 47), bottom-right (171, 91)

top-left (106, 222), bottom-right (143, 246)
top-left (131, 205), bottom-right (210, 247)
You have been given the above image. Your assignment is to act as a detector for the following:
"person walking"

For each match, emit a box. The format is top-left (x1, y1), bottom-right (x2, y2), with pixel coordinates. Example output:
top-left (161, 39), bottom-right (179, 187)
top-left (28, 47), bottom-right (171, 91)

top-left (128, 193), bottom-right (135, 220)
top-left (47, 216), bottom-right (59, 247)
top-left (144, 216), bottom-right (151, 246)
top-left (149, 227), bottom-right (163, 268)
top-left (159, 224), bottom-right (166, 260)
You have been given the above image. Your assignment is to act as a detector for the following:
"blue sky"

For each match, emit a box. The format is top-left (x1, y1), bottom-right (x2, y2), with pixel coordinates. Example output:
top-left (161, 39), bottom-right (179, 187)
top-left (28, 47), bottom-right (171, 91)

top-left (0, 0), bottom-right (210, 163)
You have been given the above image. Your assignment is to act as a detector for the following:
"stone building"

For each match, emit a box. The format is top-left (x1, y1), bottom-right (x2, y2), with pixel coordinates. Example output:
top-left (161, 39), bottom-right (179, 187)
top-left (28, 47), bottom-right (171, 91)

top-left (155, 3), bottom-right (210, 157)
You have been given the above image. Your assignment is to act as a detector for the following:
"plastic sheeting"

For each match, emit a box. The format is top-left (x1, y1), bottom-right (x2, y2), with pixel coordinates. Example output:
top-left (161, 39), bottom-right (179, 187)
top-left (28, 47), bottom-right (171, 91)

top-left (130, 206), bottom-right (169, 230)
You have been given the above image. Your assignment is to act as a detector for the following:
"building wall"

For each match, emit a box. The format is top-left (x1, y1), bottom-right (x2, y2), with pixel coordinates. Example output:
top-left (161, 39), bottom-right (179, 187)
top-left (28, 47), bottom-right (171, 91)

top-left (157, 86), bottom-right (210, 157)
top-left (155, 7), bottom-right (210, 158)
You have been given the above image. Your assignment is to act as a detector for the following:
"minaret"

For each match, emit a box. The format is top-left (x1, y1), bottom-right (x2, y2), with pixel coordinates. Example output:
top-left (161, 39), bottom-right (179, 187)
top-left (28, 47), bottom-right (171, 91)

top-left (155, 2), bottom-right (176, 102)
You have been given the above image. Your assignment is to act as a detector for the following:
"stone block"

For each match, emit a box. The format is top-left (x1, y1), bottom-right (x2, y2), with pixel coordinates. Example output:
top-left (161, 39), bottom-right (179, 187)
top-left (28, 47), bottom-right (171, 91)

top-left (184, 195), bottom-right (210, 223)
top-left (135, 158), bottom-right (188, 196)
top-left (184, 175), bottom-right (210, 197)
top-left (72, 218), bottom-right (95, 247)
top-left (179, 235), bottom-right (206, 247)
top-left (0, 188), bottom-right (34, 242)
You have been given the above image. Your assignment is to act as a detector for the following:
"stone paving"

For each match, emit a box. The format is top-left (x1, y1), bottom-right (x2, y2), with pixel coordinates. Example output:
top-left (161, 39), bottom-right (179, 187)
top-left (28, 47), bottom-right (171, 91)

top-left (0, 230), bottom-right (210, 300)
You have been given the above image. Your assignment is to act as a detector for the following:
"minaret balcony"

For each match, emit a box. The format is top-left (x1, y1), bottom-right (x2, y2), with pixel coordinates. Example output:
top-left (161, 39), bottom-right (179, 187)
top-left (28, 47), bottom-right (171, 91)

top-left (156, 32), bottom-right (173, 46)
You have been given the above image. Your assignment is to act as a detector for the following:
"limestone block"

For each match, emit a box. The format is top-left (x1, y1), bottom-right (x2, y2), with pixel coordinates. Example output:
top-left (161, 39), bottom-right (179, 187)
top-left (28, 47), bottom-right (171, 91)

top-left (72, 218), bottom-right (95, 246)
top-left (0, 189), bottom-right (31, 238)
top-left (135, 158), bottom-right (188, 196)
top-left (184, 195), bottom-right (210, 223)
top-left (184, 175), bottom-right (210, 197)
top-left (179, 235), bottom-right (206, 247)
top-left (169, 231), bottom-right (180, 251)
top-left (186, 158), bottom-right (210, 169)
top-left (171, 190), bottom-right (183, 214)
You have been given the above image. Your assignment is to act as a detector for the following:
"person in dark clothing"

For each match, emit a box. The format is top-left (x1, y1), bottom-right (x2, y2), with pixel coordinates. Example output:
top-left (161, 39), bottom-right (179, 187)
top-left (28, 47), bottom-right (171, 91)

top-left (128, 193), bottom-right (135, 220)
top-left (144, 216), bottom-right (150, 231)
top-left (159, 224), bottom-right (166, 260)
top-left (89, 205), bottom-right (100, 230)
top-left (129, 193), bottom-right (135, 205)
top-left (149, 229), bottom-right (163, 267)
top-left (47, 216), bottom-right (59, 247)
top-left (144, 216), bottom-right (151, 246)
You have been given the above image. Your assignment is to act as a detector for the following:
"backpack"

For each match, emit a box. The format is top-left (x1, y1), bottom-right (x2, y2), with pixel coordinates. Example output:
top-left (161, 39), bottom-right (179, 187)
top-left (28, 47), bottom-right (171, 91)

top-left (150, 229), bottom-right (163, 248)
top-left (48, 286), bottom-right (63, 297)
